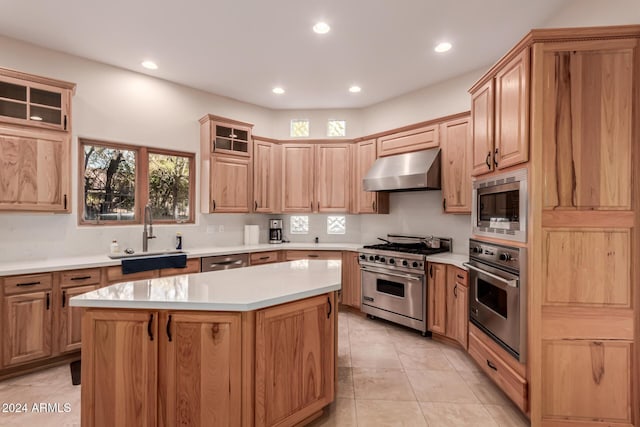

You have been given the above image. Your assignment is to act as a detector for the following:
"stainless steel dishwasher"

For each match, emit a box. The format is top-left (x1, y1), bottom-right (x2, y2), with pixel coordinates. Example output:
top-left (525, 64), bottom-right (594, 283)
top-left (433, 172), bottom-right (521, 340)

top-left (201, 253), bottom-right (249, 272)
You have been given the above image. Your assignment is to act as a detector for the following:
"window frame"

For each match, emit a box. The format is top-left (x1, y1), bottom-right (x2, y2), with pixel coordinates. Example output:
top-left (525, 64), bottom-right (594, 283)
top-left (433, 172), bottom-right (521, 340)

top-left (78, 138), bottom-right (195, 226)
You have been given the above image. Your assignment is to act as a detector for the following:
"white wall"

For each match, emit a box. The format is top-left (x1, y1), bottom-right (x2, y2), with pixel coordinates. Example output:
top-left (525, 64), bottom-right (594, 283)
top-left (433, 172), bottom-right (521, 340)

top-left (542, 0), bottom-right (640, 27)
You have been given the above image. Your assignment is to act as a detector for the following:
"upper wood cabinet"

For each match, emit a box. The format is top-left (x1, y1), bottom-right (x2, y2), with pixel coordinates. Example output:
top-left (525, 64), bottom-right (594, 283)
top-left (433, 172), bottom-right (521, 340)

top-left (0, 68), bottom-right (74, 132)
top-left (352, 139), bottom-right (389, 214)
top-left (281, 143), bottom-right (351, 213)
top-left (377, 124), bottom-right (439, 157)
top-left (0, 68), bottom-right (74, 213)
top-left (253, 138), bottom-right (281, 213)
top-left (440, 115), bottom-right (471, 213)
top-left (0, 125), bottom-right (70, 212)
top-left (199, 115), bottom-right (254, 214)
top-left (470, 48), bottom-right (529, 176)
top-left (255, 293), bottom-right (335, 427)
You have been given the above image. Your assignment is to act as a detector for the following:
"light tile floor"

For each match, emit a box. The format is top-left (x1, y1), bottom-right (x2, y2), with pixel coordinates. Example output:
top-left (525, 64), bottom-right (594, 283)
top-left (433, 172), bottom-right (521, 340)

top-left (0, 310), bottom-right (530, 426)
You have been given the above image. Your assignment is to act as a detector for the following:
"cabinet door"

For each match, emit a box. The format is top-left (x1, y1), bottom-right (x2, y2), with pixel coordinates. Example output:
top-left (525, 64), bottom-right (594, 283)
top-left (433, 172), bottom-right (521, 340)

top-left (427, 263), bottom-right (446, 335)
top-left (354, 139), bottom-right (389, 214)
top-left (341, 252), bottom-right (361, 308)
top-left (210, 154), bottom-right (251, 213)
top-left (445, 266), bottom-right (468, 349)
top-left (211, 122), bottom-right (251, 157)
top-left (81, 310), bottom-right (157, 427)
top-left (470, 80), bottom-right (494, 176)
top-left (281, 144), bottom-right (314, 212)
top-left (161, 312), bottom-right (241, 427)
top-left (3, 290), bottom-right (53, 366)
top-left (284, 250), bottom-right (342, 261)
top-left (377, 124), bottom-right (439, 157)
top-left (255, 293), bottom-right (335, 427)
top-left (253, 139), bottom-right (280, 213)
top-left (440, 116), bottom-right (471, 213)
top-left (58, 284), bottom-right (99, 353)
top-left (0, 125), bottom-right (69, 212)
top-left (315, 144), bottom-right (350, 212)
top-left (494, 48), bottom-right (529, 170)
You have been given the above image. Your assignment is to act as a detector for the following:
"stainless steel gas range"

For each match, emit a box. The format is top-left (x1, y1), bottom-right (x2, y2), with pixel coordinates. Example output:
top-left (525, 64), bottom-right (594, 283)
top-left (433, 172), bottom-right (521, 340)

top-left (358, 235), bottom-right (452, 335)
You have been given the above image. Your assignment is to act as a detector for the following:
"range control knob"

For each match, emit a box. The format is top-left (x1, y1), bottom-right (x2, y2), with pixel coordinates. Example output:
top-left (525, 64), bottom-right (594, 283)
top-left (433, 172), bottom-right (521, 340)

top-left (388, 258), bottom-right (395, 265)
top-left (472, 246), bottom-right (482, 254)
top-left (374, 255), bottom-right (380, 261)
top-left (499, 253), bottom-right (512, 261)
top-left (368, 255), bottom-right (375, 261)
top-left (359, 254), bottom-right (366, 260)
top-left (379, 257), bottom-right (386, 263)
top-left (412, 261), bottom-right (419, 268)
top-left (402, 260), bottom-right (408, 267)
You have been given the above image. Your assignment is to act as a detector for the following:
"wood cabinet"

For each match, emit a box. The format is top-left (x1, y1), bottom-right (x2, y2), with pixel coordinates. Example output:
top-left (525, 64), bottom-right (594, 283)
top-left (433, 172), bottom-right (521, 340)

top-left (57, 268), bottom-right (102, 353)
top-left (341, 251), bottom-right (361, 308)
top-left (2, 273), bottom-right (53, 367)
top-left (352, 139), bottom-right (389, 214)
top-left (445, 266), bottom-right (468, 349)
top-left (377, 124), bottom-right (439, 157)
top-left (281, 144), bottom-right (314, 212)
top-left (158, 258), bottom-right (200, 277)
top-left (253, 138), bottom-right (281, 213)
top-left (160, 312), bottom-right (242, 427)
top-left (255, 293), bottom-right (335, 427)
top-left (106, 259), bottom-right (200, 284)
top-left (470, 48), bottom-right (529, 176)
top-left (200, 115), bottom-right (254, 214)
top-left (427, 263), bottom-right (447, 335)
top-left (0, 124), bottom-right (70, 212)
top-left (81, 310), bottom-right (158, 427)
top-left (440, 115), bottom-right (471, 213)
top-left (528, 34), bottom-right (640, 427)
top-left (284, 250), bottom-right (342, 261)
top-left (281, 143), bottom-right (351, 213)
top-left (250, 251), bottom-right (281, 265)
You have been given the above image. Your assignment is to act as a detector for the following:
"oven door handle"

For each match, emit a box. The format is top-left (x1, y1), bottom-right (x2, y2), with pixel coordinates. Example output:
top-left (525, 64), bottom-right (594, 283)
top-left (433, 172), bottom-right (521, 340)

top-left (361, 266), bottom-right (423, 282)
top-left (463, 263), bottom-right (518, 288)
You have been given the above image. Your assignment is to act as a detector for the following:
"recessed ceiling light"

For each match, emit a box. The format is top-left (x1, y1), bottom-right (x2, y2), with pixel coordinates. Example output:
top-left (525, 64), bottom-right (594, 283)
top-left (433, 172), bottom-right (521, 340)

top-left (434, 42), bottom-right (452, 53)
top-left (141, 60), bottom-right (158, 70)
top-left (348, 86), bottom-right (361, 93)
top-left (272, 87), bottom-right (285, 95)
top-left (313, 22), bottom-right (331, 34)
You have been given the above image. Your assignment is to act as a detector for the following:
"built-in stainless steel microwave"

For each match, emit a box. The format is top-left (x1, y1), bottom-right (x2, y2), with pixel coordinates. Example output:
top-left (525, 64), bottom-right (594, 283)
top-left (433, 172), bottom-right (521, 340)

top-left (472, 168), bottom-right (527, 243)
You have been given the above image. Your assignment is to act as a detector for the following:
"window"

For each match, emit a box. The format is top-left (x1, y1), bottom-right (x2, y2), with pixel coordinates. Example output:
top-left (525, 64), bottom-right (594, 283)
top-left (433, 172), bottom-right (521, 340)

top-left (290, 119), bottom-right (310, 137)
top-left (327, 216), bottom-right (346, 234)
top-left (327, 120), bottom-right (346, 137)
top-left (79, 139), bottom-right (195, 225)
top-left (290, 215), bottom-right (309, 234)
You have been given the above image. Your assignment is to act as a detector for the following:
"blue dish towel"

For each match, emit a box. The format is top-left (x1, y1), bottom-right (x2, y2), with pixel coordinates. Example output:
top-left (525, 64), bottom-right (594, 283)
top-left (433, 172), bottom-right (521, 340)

top-left (121, 254), bottom-right (187, 274)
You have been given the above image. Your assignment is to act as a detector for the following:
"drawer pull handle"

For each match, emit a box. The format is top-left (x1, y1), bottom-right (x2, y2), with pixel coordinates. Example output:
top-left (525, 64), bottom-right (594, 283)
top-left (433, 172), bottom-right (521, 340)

top-left (70, 276), bottom-right (92, 281)
top-left (456, 274), bottom-right (464, 280)
top-left (307, 254), bottom-right (319, 258)
top-left (487, 360), bottom-right (497, 371)
top-left (166, 315), bottom-right (172, 342)
top-left (259, 256), bottom-right (270, 260)
top-left (17, 281), bottom-right (40, 287)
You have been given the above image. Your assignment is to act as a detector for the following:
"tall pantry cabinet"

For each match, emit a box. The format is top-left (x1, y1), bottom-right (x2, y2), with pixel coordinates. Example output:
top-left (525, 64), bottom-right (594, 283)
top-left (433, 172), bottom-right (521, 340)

top-left (525, 27), bottom-right (640, 427)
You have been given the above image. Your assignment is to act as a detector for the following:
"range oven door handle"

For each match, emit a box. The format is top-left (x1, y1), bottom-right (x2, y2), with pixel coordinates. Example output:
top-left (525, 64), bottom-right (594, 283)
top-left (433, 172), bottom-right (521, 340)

top-left (361, 266), bottom-right (423, 282)
top-left (463, 263), bottom-right (518, 288)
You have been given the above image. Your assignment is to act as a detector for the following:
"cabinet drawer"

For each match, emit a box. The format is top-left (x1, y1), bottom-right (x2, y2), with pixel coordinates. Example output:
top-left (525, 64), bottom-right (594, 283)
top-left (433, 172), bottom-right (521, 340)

top-left (452, 267), bottom-right (468, 286)
top-left (284, 250), bottom-right (342, 261)
top-left (106, 266), bottom-right (159, 283)
top-left (250, 251), bottom-right (281, 265)
top-left (4, 273), bottom-right (53, 295)
top-left (60, 268), bottom-right (102, 288)
top-left (159, 258), bottom-right (201, 277)
top-left (468, 328), bottom-right (527, 412)
top-left (378, 124), bottom-right (439, 157)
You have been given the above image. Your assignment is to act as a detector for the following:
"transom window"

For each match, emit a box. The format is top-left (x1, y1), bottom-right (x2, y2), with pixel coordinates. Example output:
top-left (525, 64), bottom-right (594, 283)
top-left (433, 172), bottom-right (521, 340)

top-left (290, 119), bottom-right (310, 137)
top-left (327, 120), bottom-right (346, 137)
top-left (79, 139), bottom-right (195, 225)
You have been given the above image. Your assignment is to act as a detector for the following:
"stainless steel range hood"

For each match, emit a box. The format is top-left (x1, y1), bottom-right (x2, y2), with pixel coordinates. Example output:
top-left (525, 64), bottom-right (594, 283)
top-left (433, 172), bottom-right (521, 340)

top-left (362, 148), bottom-right (441, 192)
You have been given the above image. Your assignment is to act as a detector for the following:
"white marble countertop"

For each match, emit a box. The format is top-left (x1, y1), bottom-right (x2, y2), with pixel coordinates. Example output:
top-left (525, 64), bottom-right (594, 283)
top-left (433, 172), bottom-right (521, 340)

top-left (425, 253), bottom-right (469, 270)
top-left (70, 260), bottom-right (341, 311)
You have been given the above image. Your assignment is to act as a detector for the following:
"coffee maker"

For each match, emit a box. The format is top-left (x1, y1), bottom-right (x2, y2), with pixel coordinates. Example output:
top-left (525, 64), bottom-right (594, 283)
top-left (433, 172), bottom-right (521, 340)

top-left (269, 219), bottom-right (283, 244)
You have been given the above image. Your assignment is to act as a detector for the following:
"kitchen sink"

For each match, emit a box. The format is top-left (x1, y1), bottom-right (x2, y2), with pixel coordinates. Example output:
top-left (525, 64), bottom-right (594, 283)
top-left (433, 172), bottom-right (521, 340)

top-left (108, 250), bottom-right (185, 260)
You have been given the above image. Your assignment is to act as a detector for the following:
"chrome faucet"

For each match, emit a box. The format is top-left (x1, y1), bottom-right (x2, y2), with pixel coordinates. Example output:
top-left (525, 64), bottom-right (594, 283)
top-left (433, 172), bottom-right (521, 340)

top-left (142, 204), bottom-right (156, 252)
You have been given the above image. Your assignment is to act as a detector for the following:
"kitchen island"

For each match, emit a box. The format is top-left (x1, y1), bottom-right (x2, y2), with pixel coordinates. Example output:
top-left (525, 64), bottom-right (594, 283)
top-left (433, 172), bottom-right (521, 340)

top-left (70, 260), bottom-right (341, 427)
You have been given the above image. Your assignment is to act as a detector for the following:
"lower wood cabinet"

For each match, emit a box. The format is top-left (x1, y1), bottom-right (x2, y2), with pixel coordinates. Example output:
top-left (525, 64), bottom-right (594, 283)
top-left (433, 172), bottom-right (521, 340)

top-left (445, 266), bottom-right (468, 349)
top-left (427, 263), bottom-right (447, 335)
top-left (81, 310), bottom-right (158, 427)
top-left (255, 293), bottom-right (335, 427)
top-left (57, 283), bottom-right (99, 353)
top-left (159, 312), bottom-right (242, 427)
top-left (284, 250), bottom-right (342, 261)
top-left (2, 273), bottom-right (54, 367)
top-left (341, 251), bottom-right (361, 308)
top-left (250, 251), bottom-right (281, 265)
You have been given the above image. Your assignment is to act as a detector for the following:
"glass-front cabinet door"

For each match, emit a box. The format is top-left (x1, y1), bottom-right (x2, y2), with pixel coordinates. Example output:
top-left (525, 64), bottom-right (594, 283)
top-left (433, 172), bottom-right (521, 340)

top-left (212, 122), bottom-right (251, 156)
top-left (0, 75), bottom-right (71, 131)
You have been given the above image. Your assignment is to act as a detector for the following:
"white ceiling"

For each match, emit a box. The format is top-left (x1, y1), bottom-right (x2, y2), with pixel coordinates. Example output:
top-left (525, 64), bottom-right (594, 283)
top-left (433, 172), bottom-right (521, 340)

top-left (2, 0), bottom-right (571, 109)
